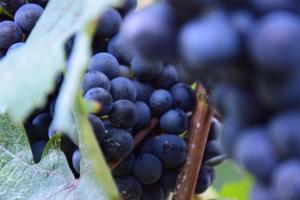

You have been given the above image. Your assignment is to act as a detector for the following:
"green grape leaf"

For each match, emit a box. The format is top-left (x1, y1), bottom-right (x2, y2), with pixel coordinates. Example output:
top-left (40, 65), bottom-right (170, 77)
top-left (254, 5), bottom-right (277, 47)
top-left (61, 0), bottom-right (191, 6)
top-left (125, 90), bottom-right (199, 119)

top-left (51, 22), bottom-right (95, 140)
top-left (0, 110), bottom-right (119, 199)
top-left (213, 160), bottom-right (254, 200)
top-left (0, 0), bottom-right (120, 122)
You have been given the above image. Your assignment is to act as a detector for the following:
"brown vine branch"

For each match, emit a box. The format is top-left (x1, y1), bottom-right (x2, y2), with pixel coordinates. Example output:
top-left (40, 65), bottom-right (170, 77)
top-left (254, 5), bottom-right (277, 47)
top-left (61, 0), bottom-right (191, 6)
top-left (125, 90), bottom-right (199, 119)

top-left (172, 83), bottom-right (214, 200)
top-left (109, 118), bottom-right (159, 170)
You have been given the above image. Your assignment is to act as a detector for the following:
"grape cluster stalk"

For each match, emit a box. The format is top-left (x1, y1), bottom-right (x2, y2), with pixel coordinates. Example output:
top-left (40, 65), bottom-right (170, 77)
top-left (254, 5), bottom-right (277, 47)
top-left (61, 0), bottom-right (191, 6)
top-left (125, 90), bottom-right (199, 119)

top-left (0, 0), bottom-right (225, 199)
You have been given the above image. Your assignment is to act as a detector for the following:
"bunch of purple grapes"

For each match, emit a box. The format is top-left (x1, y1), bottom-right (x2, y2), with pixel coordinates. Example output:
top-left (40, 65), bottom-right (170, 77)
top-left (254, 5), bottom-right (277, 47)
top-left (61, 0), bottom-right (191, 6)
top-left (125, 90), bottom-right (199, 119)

top-left (121, 0), bottom-right (300, 199)
top-left (0, 0), bottom-right (225, 199)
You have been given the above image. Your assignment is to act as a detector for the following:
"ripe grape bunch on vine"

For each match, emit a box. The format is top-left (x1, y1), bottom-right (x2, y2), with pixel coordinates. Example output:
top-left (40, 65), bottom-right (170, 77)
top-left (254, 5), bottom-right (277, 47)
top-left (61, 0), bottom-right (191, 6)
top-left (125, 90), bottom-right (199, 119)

top-left (0, 0), bottom-right (299, 200)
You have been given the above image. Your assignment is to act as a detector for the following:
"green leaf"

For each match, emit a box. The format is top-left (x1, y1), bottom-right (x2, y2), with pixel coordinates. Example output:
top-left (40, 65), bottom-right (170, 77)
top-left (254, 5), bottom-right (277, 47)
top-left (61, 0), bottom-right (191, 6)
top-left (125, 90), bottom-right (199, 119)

top-left (0, 0), bottom-right (120, 122)
top-left (213, 160), bottom-right (254, 200)
top-left (73, 93), bottom-right (119, 200)
top-left (0, 112), bottom-right (119, 199)
top-left (52, 22), bottom-right (95, 140)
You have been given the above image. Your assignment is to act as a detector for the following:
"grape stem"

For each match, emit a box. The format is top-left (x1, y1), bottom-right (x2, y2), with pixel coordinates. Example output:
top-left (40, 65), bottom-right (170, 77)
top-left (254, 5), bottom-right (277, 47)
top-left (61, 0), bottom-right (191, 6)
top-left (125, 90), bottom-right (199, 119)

top-left (172, 83), bottom-right (214, 200)
top-left (109, 118), bottom-right (159, 170)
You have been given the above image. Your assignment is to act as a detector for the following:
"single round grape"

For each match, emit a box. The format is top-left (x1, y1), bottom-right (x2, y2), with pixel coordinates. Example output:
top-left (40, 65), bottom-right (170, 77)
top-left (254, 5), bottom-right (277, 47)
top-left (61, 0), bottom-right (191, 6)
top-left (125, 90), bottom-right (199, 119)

top-left (160, 109), bottom-right (188, 135)
top-left (170, 83), bottom-right (195, 112)
top-left (115, 175), bottom-right (142, 200)
top-left (107, 34), bottom-right (135, 65)
top-left (102, 128), bottom-right (134, 160)
top-left (134, 101), bottom-right (151, 130)
top-left (149, 89), bottom-right (173, 115)
top-left (88, 53), bottom-right (120, 79)
top-left (0, 21), bottom-right (23, 50)
top-left (133, 154), bottom-right (162, 184)
top-left (268, 112), bottom-right (300, 157)
top-left (152, 134), bottom-right (187, 168)
top-left (272, 160), bottom-right (300, 200)
top-left (82, 71), bottom-right (110, 94)
top-left (248, 12), bottom-right (300, 75)
top-left (110, 77), bottom-right (137, 101)
top-left (131, 55), bottom-right (163, 81)
top-left (88, 114), bottom-right (105, 144)
top-left (84, 87), bottom-right (113, 115)
top-left (234, 128), bottom-right (278, 181)
top-left (95, 8), bottom-right (122, 38)
top-left (195, 165), bottom-right (213, 194)
top-left (109, 100), bottom-right (138, 129)
top-left (14, 3), bottom-right (44, 34)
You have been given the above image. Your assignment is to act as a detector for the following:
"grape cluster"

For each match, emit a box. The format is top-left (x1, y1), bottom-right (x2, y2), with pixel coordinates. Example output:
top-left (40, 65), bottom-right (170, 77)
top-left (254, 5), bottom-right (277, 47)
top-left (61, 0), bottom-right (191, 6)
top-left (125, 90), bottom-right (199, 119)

top-left (121, 0), bottom-right (300, 199)
top-left (0, 0), bottom-right (225, 199)
top-left (0, 0), bottom-right (46, 57)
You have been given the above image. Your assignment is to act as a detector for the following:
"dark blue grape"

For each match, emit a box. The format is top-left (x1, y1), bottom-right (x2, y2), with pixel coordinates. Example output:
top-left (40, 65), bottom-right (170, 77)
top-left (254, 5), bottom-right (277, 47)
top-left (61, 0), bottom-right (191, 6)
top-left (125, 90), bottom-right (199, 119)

top-left (131, 55), bottom-right (163, 81)
top-left (142, 184), bottom-right (164, 200)
top-left (132, 80), bottom-right (155, 104)
top-left (159, 169), bottom-right (178, 192)
top-left (109, 100), bottom-right (138, 129)
top-left (208, 117), bottom-right (222, 141)
top-left (179, 11), bottom-right (239, 73)
top-left (88, 114), bottom-right (105, 144)
top-left (0, 0), bottom-right (26, 14)
top-left (203, 141), bottom-right (223, 161)
top-left (134, 101), bottom-right (151, 130)
top-left (234, 128), bottom-right (278, 181)
top-left (7, 42), bottom-right (24, 54)
top-left (84, 87), bottom-right (113, 115)
top-left (268, 112), bottom-right (300, 158)
top-left (170, 83), bottom-right (195, 112)
top-left (88, 53), bottom-right (120, 79)
top-left (160, 109), bottom-right (188, 135)
top-left (32, 112), bottom-right (52, 140)
top-left (0, 21), bottom-right (23, 50)
top-left (107, 34), bottom-right (135, 65)
top-left (14, 3), bottom-right (43, 34)
top-left (154, 65), bottom-right (179, 89)
top-left (95, 8), bottom-right (122, 38)
top-left (112, 155), bottom-right (134, 176)
top-left (103, 128), bottom-right (134, 160)
top-left (82, 71), bottom-right (110, 94)
top-left (248, 12), bottom-right (300, 75)
top-left (152, 134), bottom-right (187, 168)
top-left (149, 89), bottom-right (173, 115)
top-left (195, 165), bottom-right (213, 194)
top-left (31, 140), bottom-right (47, 163)
top-left (272, 160), bottom-right (300, 200)
top-left (251, 183), bottom-right (279, 200)
top-left (133, 154), bottom-right (162, 184)
top-left (72, 149), bottom-right (80, 174)
top-left (122, 2), bottom-right (176, 60)
top-left (110, 77), bottom-right (137, 101)
top-left (115, 175), bottom-right (143, 200)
